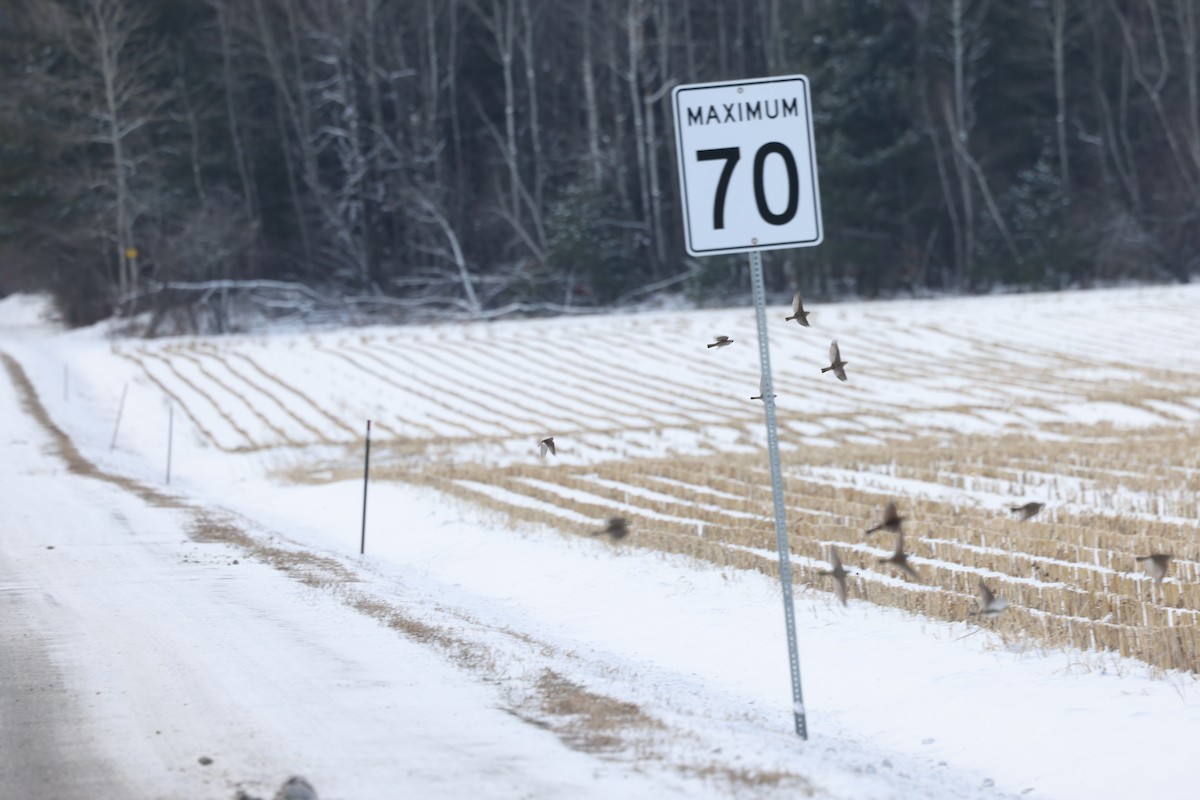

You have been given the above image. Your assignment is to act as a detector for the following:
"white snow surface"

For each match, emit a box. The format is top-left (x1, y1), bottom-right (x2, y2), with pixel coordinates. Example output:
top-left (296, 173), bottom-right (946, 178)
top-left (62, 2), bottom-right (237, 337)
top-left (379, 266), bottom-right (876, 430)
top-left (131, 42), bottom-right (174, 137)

top-left (2, 286), bottom-right (1198, 799)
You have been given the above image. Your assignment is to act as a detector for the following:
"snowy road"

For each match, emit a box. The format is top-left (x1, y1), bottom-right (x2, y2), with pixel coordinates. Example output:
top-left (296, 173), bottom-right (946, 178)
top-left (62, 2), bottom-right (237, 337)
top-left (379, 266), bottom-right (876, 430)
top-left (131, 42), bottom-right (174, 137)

top-left (0, 353), bottom-right (714, 800)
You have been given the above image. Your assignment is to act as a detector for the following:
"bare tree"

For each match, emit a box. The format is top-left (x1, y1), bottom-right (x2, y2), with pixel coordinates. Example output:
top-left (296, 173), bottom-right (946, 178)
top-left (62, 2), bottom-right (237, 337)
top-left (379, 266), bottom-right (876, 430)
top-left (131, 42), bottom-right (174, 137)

top-left (477, 0), bottom-right (521, 219)
top-left (1175, 0), bottom-right (1200, 173)
top-left (304, 0), bottom-right (374, 285)
top-left (518, 0), bottom-right (546, 232)
top-left (1085, 2), bottom-right (1140, 210)
top-left (52, 0), bottom-right (168, 303)
top-left (581, 0), bottom-right (604, 183)
top-left (211, 0), bottom-right (261, 224)
top-left (624, 0), bottom-right (654, 270)
top-left (410, 190), bottom-right (481, 315)
top-left (248, 0), bottom-right (317, 268)
top-left (1108, 0), bottom-right (1197, 195)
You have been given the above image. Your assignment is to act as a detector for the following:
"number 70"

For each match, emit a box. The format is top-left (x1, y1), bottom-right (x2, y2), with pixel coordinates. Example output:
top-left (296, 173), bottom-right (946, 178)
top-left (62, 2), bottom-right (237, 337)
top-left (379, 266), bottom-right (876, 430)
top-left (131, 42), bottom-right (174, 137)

top-left (697, 142), bottom-right (799, 230)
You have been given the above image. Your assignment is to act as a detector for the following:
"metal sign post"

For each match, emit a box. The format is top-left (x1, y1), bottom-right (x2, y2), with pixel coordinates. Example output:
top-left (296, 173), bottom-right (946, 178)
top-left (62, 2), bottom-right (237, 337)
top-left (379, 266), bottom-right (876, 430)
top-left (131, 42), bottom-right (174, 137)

top-left (672, 73), bottom-right (822, 739)
top-left (749, 248), bottom-right (806, 739)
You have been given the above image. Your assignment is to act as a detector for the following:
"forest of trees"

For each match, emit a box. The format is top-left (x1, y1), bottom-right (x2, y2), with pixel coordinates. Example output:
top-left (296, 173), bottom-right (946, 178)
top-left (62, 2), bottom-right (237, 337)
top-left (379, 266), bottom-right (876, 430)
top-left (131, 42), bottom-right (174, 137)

top-left (1, 0), bottom-right (1198, 331)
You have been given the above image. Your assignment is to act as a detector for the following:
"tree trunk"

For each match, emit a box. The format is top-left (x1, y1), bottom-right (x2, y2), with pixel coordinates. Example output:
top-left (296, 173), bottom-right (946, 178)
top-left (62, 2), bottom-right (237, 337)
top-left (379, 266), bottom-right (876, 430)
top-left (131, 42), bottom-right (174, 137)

top-left (250, 0), bottom-right (315, 269)
top-left (213, 0), bottom-right (259, 224)
top-left (626, 0), bottom-right (654, 271)
top-left (518, 0), bottom-right (546, 250)
top-left (581, 0), bottom-right (603, 184)
top-left (1051, 0), bottom-right (1070, 190)
top-left (1108, 0), bottom-right (1197, 194)
top-left (1175, 0), bottom-right (1200, 173)
top-left (496, 0), bottom-right (520, 218)
top-left (88, 0), bottom-right (132, 300)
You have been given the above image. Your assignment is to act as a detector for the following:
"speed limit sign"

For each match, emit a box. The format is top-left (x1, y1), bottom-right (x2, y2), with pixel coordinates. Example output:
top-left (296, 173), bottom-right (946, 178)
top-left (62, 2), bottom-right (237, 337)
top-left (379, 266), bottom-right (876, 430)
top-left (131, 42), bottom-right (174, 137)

top-left (672, 75), bottom-right (823, 256)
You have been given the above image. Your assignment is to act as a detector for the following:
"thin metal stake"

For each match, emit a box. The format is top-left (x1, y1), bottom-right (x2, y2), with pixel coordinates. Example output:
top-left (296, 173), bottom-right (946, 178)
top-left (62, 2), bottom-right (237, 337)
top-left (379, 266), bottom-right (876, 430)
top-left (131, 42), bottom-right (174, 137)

top-left (110, 384), bottom-right (128, 451)
top-left (749, 249), bottom-right (808, 740)
top-left (360, 420), bottom-right (372, 555)
top-left (165, 403), bottom-right (174, 484)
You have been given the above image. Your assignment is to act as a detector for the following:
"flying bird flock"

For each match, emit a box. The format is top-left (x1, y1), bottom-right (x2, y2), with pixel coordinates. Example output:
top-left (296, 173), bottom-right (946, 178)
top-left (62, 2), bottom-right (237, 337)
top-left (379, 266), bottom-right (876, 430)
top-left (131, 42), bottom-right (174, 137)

top-left (534, 289), bottom-right (1176, 623)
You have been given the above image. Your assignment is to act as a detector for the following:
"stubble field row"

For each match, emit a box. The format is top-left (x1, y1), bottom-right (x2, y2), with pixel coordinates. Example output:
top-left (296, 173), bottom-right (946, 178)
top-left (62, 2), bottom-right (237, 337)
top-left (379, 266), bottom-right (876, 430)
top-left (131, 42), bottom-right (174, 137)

top-left (111, 286), bottom-right (1200, 672)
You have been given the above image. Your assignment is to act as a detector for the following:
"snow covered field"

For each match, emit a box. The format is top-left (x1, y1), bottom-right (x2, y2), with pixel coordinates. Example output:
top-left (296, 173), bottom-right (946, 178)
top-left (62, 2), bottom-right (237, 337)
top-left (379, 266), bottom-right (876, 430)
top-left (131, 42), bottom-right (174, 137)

top-left (2, 285), bottom-right (1198, 799)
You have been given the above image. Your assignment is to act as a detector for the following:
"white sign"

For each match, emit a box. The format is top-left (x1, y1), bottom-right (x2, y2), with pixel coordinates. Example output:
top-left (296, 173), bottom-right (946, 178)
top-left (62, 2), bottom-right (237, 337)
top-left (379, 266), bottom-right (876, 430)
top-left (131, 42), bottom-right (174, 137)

top-left (672, 75), bottom-right (823, 257)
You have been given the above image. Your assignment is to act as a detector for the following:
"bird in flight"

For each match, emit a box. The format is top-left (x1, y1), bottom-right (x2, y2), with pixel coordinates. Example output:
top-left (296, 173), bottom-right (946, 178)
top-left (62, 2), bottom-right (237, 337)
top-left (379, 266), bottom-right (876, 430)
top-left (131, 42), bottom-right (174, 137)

top-left (707, 335), bottom-right (734, 348)
top-left (593, 516), bottom-right (628, 541)
top-left (1009, 501), bottom-right (1044, 521)
top-left (969, 577), bottom-right (1008, 617)
top-left (538, 436), bottom-right (556, 458)
top-left (879, 530), bottom-right (920, 582)
top-left (1135, 553), bottom-right (1172, 586)
top-left (750, 377), bottom-right (777, 401)
top-left (866, 500), bottom-right (904, 536)
top-left (821, 340), bottom-right (848, 382)
top-left (818, 545), bottom-right (849, 606)
top-left (785, 291), bottom-right (811, 326)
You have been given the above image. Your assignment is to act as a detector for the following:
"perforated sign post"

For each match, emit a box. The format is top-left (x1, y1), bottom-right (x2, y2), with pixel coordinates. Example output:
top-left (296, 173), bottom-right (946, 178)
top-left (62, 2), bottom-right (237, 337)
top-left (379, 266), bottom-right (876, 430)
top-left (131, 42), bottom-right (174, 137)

top-left (673, 74), bottom-right (823, 740)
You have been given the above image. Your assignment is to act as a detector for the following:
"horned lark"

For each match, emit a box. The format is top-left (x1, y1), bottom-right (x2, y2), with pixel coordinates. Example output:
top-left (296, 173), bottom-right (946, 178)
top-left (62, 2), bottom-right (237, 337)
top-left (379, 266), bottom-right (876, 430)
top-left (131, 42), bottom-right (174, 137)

top-left (538, 436), bottom-right (556, 457)
top-left (708, 335), bottom-right (734, 348)
top-left (274, 776), bottom-right (317, 800)
top-left (1136, 553), bottom-right (1172, 585)
top-left (866, 500), bottom-right (904, 536)
top-left (1010, 501), bottom-right (1044, 521)
top-left (593, 516), bottom-right (628, 540)
top-left (818, 545), bottom-right (849, 606)
top-left (750, 377), bottom-right (777, 401)
top-left (821, 340), bottom-right (848, 382)
top-left (970, 577), bottom-right (1008, 617)
top-left (785, 291), bottom-right (811, 326)
top-left (879, 530), bottom-right (920, 582)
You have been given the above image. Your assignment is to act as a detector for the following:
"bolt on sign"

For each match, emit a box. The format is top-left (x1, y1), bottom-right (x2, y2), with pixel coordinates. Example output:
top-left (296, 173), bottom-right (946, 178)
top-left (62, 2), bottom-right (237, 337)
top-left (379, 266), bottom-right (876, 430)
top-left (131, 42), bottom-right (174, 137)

top-left (672, 75), bottom-right (823, 256)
